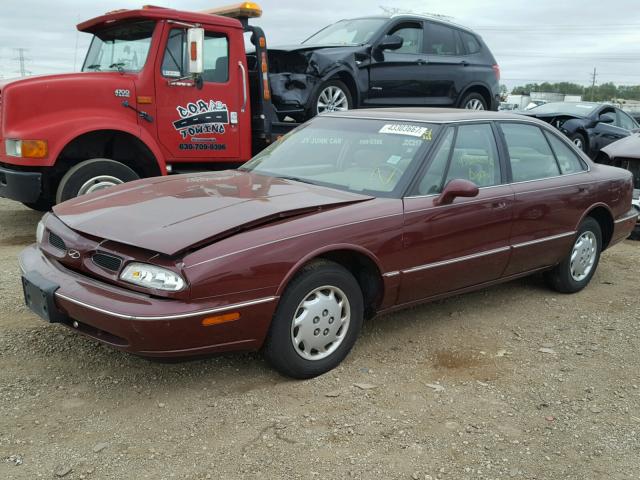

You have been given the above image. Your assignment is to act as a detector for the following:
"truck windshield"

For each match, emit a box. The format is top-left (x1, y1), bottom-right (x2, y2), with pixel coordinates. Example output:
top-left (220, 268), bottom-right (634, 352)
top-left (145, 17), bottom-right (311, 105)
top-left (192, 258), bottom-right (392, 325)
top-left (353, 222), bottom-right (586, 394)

top-left (241, 116), bottom-right (439, 197)
top-left (82, 20), bottom-right (155, 73)
top-left (303, 18), bottom-right (387, 46)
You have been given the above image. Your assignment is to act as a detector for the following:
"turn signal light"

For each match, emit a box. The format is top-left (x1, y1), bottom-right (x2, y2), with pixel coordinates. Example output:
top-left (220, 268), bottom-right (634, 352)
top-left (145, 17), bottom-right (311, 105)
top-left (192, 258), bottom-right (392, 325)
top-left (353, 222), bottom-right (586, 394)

top-left (22, 140), bottom-right (48, 159)
top-left (201, 312), bottom-right (240, 326)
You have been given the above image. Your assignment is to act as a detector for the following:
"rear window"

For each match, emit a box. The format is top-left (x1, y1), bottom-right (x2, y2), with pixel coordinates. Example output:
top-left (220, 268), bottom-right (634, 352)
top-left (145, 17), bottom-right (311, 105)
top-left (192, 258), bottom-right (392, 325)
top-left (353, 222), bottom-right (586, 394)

top-left (500, 123), bottom-right (561, 182)
top-left (425, 22), bottom-right (463, 56)
top-left (544, 132), bottom-right (586, 174)
top-left (460, 31), bottom-right (481, 54)
top-left (241, 117), bottom-right (440, 197)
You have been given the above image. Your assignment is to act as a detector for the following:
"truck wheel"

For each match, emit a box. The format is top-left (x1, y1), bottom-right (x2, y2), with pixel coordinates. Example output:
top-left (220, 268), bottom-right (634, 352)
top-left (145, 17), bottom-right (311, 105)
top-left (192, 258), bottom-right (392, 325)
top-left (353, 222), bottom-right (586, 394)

top-left (264, 260), bottom-right (363, 379)
top-left (56, 159), bottom-right (139, 204)
top-left (312, 80), bottom-right (353, 117)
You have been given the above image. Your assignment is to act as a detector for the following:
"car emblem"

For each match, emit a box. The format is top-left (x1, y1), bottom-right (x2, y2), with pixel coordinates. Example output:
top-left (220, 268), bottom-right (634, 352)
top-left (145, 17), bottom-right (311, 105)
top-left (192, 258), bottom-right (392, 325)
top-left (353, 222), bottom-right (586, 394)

top-left (67, 249), bottom-right (81, 259)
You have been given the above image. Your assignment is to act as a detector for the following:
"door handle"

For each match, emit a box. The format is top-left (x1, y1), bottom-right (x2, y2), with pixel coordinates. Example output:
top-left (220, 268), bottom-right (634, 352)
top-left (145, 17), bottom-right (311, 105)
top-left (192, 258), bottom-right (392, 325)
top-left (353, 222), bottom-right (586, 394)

top-left (238, 61), bottom-right (247, 113)
top-left (460, 60), bottom-right (469, 66)
top-left (416, 59), bottom-right (428, 65)
top-left (492, 201), bottom-right (508, 210)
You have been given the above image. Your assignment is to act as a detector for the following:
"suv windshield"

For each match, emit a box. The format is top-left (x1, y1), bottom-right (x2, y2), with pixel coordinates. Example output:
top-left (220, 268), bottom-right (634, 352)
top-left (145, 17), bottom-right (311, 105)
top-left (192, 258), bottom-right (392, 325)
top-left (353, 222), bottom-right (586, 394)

top-left (83, 20), bottom-right (155, 73)
top-left (303, 18), bottom-right (387, 46)
top-left (241, 117), bottom-right (439, 197)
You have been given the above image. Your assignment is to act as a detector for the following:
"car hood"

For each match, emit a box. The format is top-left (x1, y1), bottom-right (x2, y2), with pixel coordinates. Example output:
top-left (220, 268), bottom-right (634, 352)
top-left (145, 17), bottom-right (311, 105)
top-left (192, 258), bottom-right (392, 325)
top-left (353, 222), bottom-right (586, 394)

top-left (53, 170), bottom-right (373, 256)
top-left (601, 132), bottom-right (640, 160)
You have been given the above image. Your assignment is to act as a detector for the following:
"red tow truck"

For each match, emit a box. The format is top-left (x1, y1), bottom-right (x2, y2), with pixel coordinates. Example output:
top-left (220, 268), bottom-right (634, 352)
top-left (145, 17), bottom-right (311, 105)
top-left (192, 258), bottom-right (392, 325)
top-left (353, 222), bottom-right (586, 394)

top-left (0, 2), bottom-right (291, 209)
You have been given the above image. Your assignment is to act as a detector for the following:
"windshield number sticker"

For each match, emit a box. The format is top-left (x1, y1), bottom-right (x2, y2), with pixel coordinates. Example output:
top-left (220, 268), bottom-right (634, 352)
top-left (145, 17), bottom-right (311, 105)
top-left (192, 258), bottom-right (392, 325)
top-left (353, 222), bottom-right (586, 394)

top-left (379, 124), bottom-right (430, 138)
top-left (114, 89), bottom-right (130, 98)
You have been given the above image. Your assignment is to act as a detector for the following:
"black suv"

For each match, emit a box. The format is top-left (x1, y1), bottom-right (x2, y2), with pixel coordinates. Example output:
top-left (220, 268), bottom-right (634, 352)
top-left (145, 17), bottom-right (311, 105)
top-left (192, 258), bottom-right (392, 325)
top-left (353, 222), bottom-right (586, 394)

top-left (267, 14), bottom-right (501, 121)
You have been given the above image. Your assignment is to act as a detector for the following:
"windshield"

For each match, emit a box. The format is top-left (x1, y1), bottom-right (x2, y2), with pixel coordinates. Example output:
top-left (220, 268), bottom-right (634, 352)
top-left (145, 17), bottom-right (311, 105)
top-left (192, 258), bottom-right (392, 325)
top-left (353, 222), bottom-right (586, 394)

top-left (303, 18), bottom-right (387, 46)
top-left (241, 117), bottom-right (439, 196)
top-left (530, 102), bottom-right (598, 116)
top-left (83, 20), bottom-right (155, 73)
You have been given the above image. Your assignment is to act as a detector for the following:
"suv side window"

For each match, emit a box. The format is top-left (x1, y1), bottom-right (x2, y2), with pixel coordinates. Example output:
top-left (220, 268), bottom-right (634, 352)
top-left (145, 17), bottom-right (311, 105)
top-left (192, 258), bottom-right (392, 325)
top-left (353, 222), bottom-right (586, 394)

top-left (444, 124), bottom-right (501, 187)
top-left (460, 31), bottom-right (481, 54)
top-left (501, 123), bottom-right (561, 182)
top-left (161, 29), bottom-right (229, 82)
top-left (425, 22), bottom-right (463, 55)
top-left (388, 23), bottom-right (424, 54)
top-left (617, 109), bottom-right (638, 130)
top-left (544, 131), bottom-right (586, 174)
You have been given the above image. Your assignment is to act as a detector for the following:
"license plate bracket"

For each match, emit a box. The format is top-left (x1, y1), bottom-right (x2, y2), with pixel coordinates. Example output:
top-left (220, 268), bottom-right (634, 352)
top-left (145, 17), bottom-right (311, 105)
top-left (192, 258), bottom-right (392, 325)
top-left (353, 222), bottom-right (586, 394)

top-left (22, 271), bottom-right (66, 324)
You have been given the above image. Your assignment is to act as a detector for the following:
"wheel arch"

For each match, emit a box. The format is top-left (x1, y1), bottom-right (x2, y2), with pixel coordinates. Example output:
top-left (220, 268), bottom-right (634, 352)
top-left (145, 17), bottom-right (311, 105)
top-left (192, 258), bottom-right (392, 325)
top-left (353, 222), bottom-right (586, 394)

top-left (276, 244), bottom-right (386, 320)
top-left (319, 69), bottom-right (359, 107)
top-left (457, 82), bottom-right (493, 110)
top-left (578, 203), bottom-right (614, 250)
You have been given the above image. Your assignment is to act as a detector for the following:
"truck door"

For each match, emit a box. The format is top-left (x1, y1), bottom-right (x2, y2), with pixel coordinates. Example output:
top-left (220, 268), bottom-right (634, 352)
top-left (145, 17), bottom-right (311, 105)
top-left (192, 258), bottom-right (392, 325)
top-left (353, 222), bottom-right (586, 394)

top-left (155, 25), bottom-right (243, 162)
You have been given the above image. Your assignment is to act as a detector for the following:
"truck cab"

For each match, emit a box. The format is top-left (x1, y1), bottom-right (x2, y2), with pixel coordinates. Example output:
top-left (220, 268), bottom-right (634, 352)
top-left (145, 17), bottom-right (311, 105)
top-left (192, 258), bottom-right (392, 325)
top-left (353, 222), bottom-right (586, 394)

top-left (0, 2), bottom-right (282, 209)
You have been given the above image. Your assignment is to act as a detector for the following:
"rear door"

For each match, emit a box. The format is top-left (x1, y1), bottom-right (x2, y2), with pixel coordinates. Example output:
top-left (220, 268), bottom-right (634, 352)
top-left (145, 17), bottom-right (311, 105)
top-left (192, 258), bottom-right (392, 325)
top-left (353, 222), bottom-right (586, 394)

top-left (498, 122), bottom-right (592, 275)
top-left (398, 122), bottom-right (513, 304)
top-left (367, 20), bottom-right (430, 105)
top-left (154, 24), bottom-right (244, 162)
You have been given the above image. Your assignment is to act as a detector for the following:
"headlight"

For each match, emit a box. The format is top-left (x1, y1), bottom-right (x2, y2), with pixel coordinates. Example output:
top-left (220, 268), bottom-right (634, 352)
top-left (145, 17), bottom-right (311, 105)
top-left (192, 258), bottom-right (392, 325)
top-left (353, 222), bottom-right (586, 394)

top-left (5, 139), bottom-right (48, 158)
top-left (120, 263), bottom-right (186, 292)
top-left (35, 215), bottom-right (47, 244)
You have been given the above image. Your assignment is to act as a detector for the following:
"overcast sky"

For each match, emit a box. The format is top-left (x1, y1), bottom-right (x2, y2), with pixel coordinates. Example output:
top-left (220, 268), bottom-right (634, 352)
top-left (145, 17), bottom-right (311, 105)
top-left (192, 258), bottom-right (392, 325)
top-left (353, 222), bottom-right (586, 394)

top-left (1, 0), bottom-right (639, 89)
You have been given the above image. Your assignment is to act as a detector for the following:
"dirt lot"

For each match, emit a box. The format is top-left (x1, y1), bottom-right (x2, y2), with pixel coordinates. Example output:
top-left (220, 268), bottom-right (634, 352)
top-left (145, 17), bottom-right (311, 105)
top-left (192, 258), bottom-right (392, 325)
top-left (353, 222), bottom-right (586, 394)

top-left (0, 197), bottom-right (639, 480)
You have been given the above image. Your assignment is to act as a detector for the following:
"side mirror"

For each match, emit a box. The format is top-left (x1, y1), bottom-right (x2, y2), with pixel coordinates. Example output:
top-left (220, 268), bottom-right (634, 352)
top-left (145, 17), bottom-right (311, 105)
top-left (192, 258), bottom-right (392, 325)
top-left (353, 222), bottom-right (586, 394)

top-left (377, 34), bottom-right (403, 51)
top-left (599, 114), bottom-right (615, 124)
top-left (434, 179), bottom-right (479, 206)
top-left (187, 27), bottom-right (204, 76)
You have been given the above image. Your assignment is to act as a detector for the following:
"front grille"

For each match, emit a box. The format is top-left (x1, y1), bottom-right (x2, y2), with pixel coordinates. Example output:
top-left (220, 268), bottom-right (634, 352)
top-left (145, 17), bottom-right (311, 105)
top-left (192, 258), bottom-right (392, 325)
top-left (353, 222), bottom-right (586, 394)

top-left (48, 231), bottom-right (66, 251)
top-left (92, 252), bottom-right (123, 272)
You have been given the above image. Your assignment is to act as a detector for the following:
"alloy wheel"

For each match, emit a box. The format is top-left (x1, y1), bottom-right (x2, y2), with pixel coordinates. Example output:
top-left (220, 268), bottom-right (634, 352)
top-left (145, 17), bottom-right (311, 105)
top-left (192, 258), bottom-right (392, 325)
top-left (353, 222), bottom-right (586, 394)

top-left (317, 86), bottom-right (349, 114)
top-left (464, 98), bottom-right (485, 110)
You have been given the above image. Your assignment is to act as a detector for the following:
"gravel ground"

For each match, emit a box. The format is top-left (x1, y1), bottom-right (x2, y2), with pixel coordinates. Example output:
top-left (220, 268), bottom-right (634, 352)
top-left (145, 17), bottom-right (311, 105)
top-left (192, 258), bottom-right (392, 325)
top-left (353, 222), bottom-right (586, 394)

top-left (0, 197), bottom-right (639, 480)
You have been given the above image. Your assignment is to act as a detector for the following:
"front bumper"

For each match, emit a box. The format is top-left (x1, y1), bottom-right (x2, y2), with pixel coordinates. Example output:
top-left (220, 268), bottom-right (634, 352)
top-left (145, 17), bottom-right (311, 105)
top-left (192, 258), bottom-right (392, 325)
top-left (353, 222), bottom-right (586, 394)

top-left (0, 165), bottom-right (41, 203)
top-left (19, 245), bottom-right (278, 357)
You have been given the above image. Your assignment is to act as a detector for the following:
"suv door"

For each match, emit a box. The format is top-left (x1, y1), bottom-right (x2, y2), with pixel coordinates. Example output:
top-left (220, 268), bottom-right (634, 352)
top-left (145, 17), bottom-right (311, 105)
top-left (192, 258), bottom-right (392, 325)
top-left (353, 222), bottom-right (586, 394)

top-left (399, 123), bottom-right (513, 304)
top-left (498, 122), bottom-right (592, 275)
top-left (421, 22), bottom-right (468, 107)
top-left (155, 24), bottom-right (242, 162)
top-left (367, 21), bottom-right (430, 106)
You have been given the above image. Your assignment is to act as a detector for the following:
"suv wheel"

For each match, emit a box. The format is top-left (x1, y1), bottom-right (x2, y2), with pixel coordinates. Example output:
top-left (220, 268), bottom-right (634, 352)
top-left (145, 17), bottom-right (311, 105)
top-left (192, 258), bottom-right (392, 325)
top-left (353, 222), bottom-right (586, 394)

top-left (313, 80), bottom-right (352, 116)
top-left (461, 92), bottom-right (487, 110)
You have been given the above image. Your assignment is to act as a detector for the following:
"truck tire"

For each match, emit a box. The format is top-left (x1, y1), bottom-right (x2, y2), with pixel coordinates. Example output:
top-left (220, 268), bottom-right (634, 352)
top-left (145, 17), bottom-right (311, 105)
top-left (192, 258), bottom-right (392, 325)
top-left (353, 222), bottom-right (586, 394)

top-left (56, 159), bottom-right (139, 204)
top-left (312, 79), bottom-right (353, 117)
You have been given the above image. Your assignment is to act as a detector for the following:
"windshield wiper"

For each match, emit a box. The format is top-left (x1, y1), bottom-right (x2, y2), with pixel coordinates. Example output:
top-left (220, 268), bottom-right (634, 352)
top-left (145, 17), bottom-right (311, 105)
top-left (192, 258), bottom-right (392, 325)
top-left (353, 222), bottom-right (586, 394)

top-left (85, 64), bottom-right (102, 71)
top-left (277, 175), bottom-right (316, 185)
top-left (109, 62), bottom-right (126, 74)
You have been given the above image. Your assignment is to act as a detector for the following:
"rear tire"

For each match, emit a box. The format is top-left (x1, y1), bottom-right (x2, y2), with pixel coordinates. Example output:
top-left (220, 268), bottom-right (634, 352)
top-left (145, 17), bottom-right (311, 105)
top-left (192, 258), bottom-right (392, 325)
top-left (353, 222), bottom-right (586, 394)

top-left (460, 92), bottom-right (487, 110)
top-left (264, 260), bottom-right (363, 379)
top-left (544, 217), bottom-right (602, 293)
top-left (56, 159), bottom-right (139, 204)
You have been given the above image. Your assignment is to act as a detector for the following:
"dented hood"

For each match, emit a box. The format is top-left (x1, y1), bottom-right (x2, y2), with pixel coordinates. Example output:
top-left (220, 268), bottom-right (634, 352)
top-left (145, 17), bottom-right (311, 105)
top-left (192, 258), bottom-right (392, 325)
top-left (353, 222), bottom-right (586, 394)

top-left (53, 170), bottom-right (372, 256)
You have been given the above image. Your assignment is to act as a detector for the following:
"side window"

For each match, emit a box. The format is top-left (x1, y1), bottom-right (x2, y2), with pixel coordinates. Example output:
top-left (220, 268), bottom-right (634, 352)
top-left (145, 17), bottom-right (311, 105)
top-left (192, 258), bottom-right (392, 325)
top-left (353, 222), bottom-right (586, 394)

top-left (617, 109), bottom-right (638, 131)
top-left (425, 22), bottom-right (462, 55)
top-left (161, 30), bottom-right (228, 82)
top-left (444, 124), bottom-right (501, 187)
top-left (388, 24), bottom-right (423, 54)
top-left (460, 31), bottom-right (481, 54)
top-left (545, 132), bottom-right (586, 174)
top-left (501, 123), bottom-right (561, 182)
top-left (416, 127), bottom-right (454, 195)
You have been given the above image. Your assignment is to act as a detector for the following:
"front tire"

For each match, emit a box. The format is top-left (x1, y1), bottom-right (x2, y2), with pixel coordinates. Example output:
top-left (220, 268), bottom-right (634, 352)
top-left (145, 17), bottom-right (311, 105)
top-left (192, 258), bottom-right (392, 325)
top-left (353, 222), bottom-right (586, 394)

top-left (544, 217), bottom-right (602, 293)
top-left (311, 80), bottom-right (353, 118)
top-left (56, 159), bottom-right (139, 204)
top-left (569, 132), bottom-right (587, 153)
top-left (264, 261), bottom-right (363, 379)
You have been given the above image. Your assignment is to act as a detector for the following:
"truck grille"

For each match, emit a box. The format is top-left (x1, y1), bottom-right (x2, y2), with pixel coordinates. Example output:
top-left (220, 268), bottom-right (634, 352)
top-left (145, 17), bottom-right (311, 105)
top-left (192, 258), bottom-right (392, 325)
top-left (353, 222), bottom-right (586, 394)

top-left (92, 252), bottom-right (123, 272)
top-left (48, 231), bottom-right (67, 251)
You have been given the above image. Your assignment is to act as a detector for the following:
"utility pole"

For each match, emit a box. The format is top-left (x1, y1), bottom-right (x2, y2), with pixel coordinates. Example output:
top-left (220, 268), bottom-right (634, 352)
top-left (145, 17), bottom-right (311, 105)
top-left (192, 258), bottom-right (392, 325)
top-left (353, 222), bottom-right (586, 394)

top-left (589, 67), bottom-right (597, 101)
top-left (14, 48), bottom-right (30, 77)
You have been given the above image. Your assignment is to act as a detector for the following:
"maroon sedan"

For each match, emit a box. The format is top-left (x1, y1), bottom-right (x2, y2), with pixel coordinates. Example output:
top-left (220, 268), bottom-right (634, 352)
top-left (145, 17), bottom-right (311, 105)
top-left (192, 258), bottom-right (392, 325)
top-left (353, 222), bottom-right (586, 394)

top-left (20, 109), bottom-right (637, 378)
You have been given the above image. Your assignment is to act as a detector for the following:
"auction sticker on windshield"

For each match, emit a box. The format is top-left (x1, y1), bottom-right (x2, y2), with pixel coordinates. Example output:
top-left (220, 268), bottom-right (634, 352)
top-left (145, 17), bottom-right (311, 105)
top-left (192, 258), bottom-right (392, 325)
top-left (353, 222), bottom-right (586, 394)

top-left (379, 124), bottom-right (432, 139)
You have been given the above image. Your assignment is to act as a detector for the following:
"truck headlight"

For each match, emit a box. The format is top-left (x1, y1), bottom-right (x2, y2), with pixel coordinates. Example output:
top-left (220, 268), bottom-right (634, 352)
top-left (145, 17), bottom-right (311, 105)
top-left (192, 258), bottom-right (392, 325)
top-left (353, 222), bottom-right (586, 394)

top-left (35, 217), bottom-right (47, 244)
top-left (5, 139), bottom-right (48, 158)
top-left (120, 263), bottom-right (186, 292)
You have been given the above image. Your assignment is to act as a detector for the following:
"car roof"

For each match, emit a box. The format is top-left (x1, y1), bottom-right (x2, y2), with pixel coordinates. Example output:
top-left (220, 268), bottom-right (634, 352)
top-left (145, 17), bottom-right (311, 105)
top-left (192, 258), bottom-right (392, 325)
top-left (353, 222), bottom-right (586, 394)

top-left (325, 108), bottom-right (542, 124)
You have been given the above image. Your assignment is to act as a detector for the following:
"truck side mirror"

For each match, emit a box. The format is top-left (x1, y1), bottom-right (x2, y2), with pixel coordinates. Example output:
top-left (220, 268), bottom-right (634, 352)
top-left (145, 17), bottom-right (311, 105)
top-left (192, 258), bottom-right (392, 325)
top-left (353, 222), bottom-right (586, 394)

top-left (187, 28), bottom-right (204, 76)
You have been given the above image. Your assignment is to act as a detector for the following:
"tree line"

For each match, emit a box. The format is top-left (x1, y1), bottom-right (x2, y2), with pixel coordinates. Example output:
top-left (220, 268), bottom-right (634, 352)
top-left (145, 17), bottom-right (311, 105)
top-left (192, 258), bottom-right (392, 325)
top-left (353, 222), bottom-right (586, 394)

top-left (507, 82), bottom-right (640, 102)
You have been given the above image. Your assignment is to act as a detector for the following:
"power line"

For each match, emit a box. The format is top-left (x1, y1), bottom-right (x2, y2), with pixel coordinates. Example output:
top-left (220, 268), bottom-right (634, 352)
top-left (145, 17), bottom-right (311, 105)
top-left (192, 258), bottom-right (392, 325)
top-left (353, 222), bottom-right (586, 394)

top-left (13, 48), bottom-right (30, 77)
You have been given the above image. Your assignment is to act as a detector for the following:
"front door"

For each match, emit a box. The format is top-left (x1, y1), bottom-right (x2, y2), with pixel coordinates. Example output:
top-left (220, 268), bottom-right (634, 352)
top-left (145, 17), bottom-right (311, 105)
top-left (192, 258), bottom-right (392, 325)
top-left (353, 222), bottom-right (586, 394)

top-left (398, 123), bottom-right (513, 304)
top-left (155, 25), bottom-right (242, 161)
top-left (367, 21), bottom-right (429, 106)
